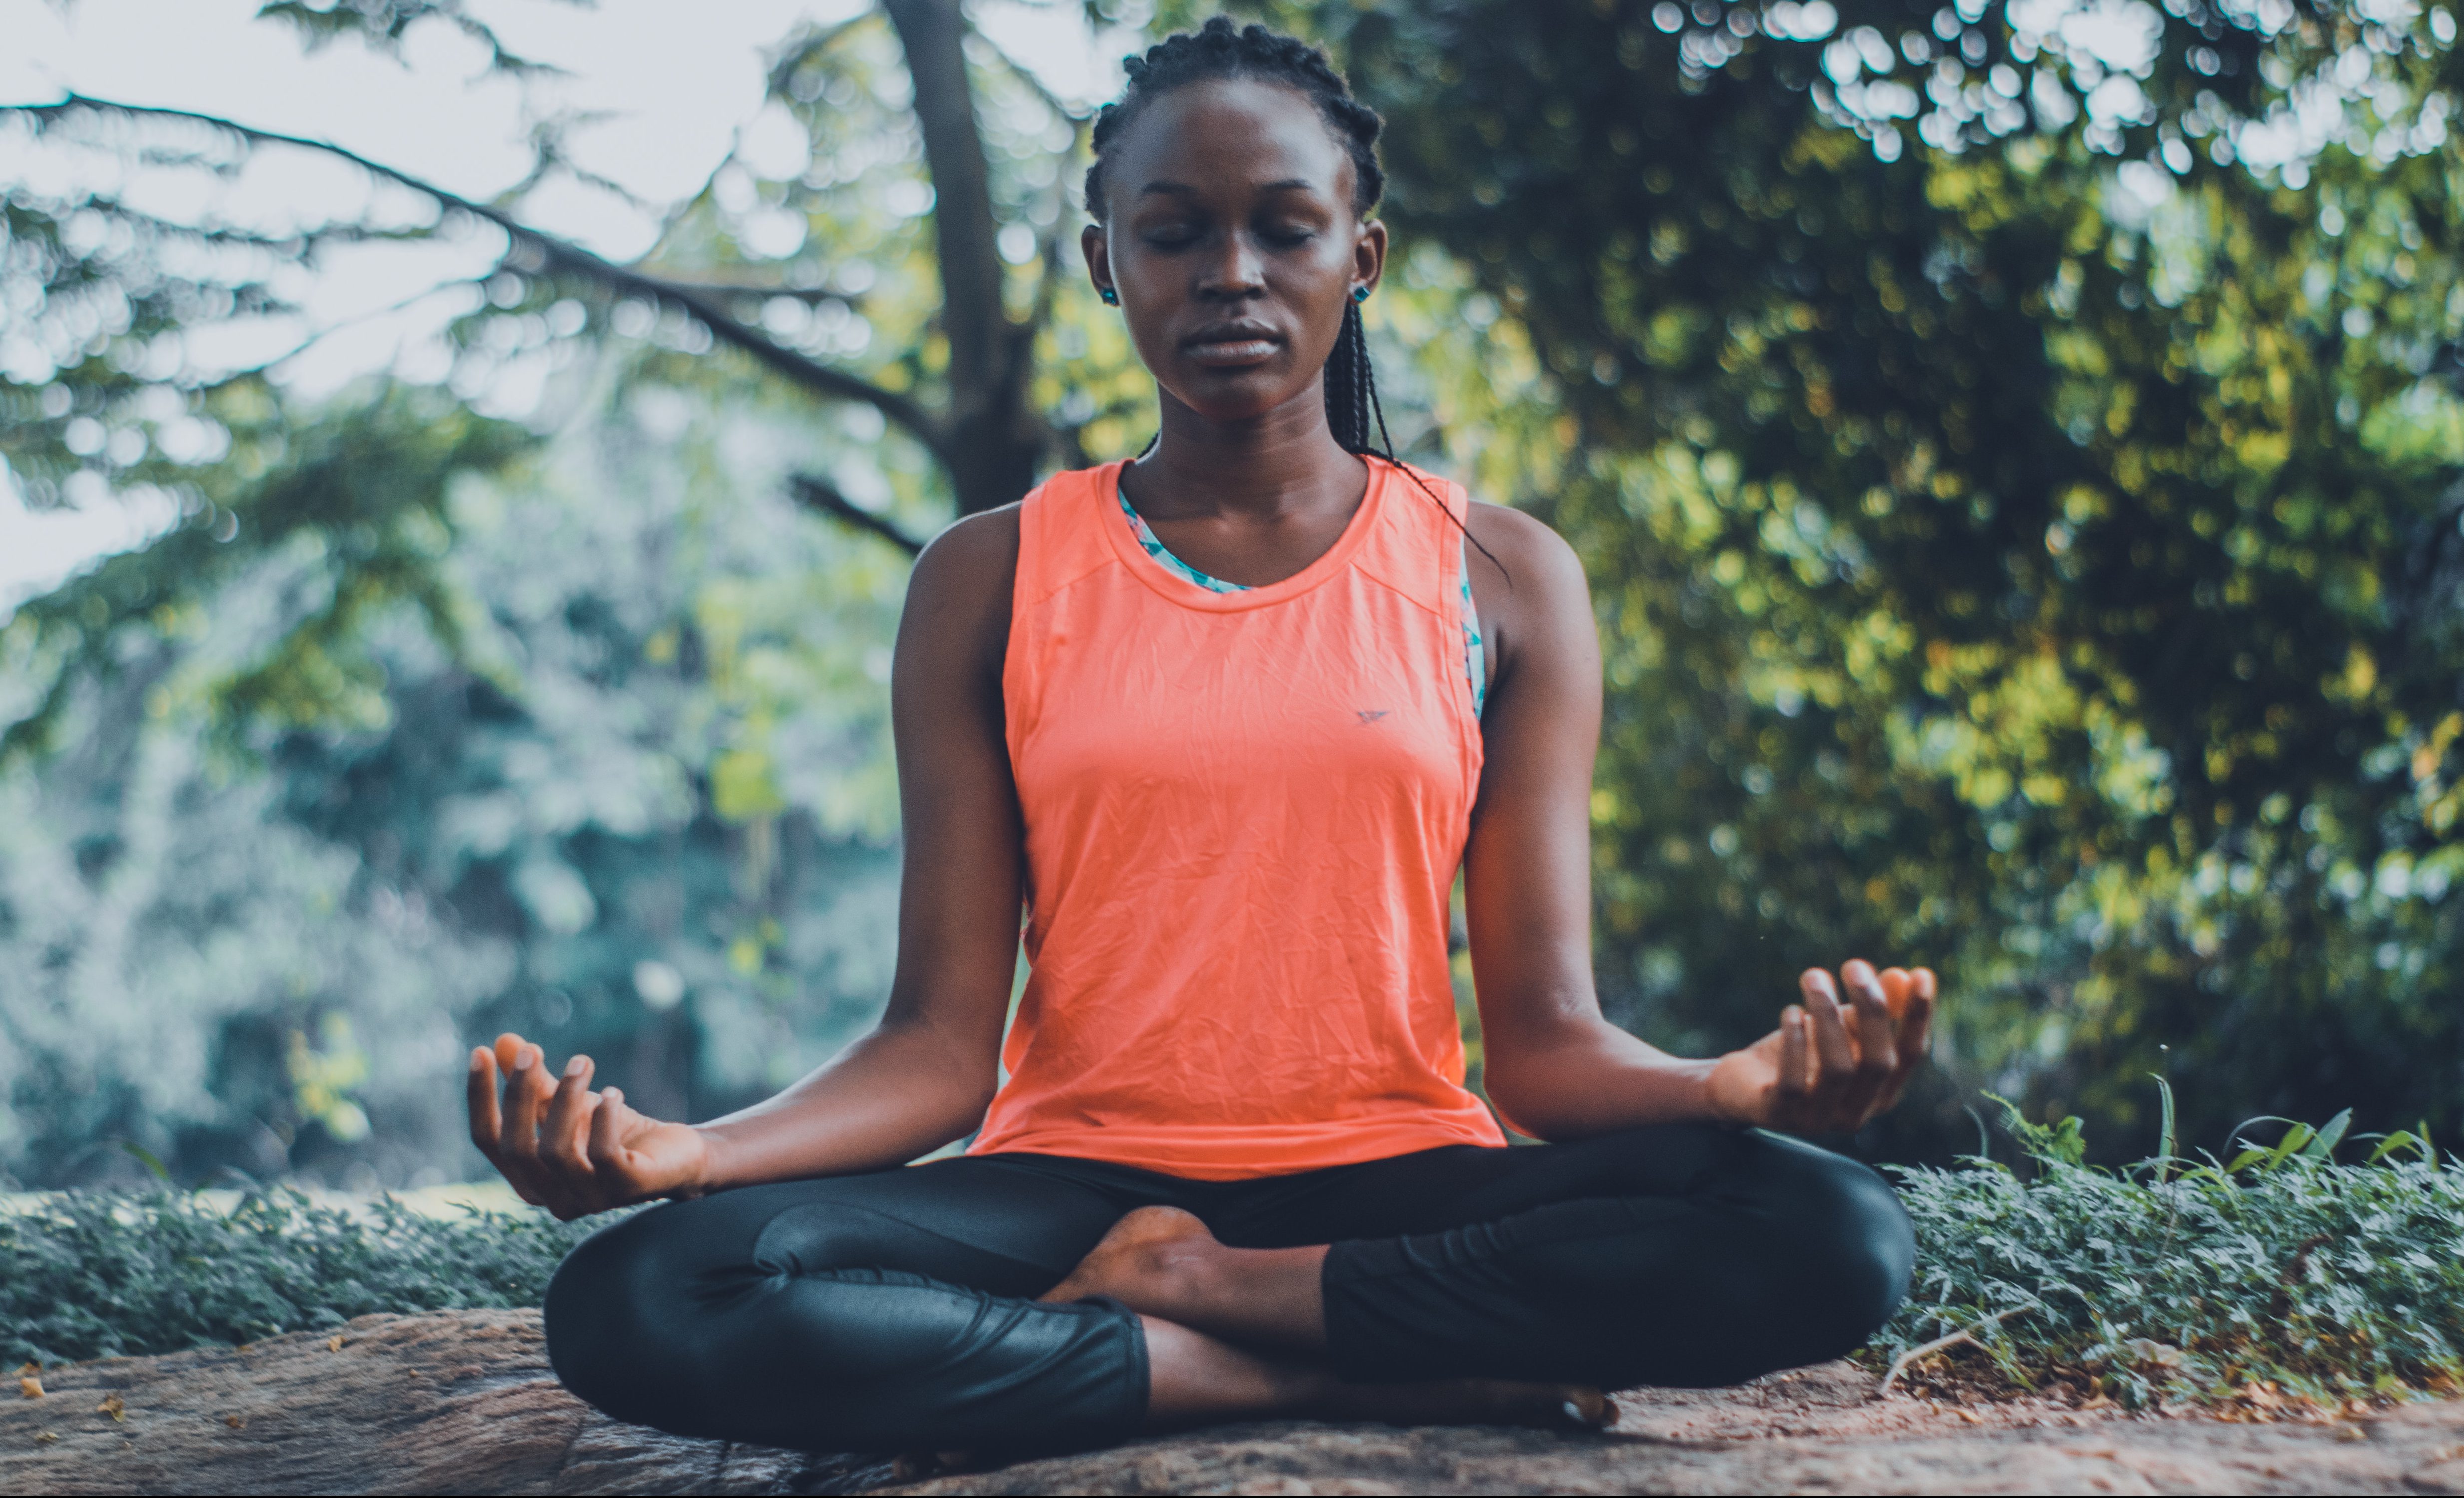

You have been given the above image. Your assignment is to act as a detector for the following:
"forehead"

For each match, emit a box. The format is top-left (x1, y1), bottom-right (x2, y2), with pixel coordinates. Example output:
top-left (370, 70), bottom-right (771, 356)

top-left (1109, 77), bottom-right (1356, 204)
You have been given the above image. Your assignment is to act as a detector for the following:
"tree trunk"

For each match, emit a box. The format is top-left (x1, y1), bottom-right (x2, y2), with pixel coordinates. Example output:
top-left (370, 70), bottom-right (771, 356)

top-left (881, 0), bottom-right (1046, 515)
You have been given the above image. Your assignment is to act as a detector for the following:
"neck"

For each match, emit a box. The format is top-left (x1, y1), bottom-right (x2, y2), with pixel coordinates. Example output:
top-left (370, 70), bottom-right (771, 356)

top-left (1130, 377), bottom-right (1365, 521)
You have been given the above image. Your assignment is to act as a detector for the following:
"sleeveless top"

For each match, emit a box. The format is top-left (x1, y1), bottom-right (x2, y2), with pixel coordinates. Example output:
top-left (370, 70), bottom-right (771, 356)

top-left (968, 457), bottom-right (1508, 1180)
top-left (1116, 483), bottom-right (1489, 715)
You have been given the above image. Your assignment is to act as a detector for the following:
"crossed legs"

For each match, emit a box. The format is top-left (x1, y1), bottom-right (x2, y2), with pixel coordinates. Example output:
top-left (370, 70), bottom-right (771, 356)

top-left (543, 1124), bottom-right (1911, 1456)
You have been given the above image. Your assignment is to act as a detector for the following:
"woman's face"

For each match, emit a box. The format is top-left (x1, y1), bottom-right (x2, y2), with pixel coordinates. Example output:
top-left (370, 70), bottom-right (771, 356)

top-left (1084, 78), bottom-right (1386, 426)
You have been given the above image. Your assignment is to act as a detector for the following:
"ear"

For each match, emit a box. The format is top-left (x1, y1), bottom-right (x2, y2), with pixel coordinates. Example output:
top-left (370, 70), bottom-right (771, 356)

top-left (1351, 220), bottom-right (1389, 300)
top-left (1082, 224), bottom-right (1115, 299)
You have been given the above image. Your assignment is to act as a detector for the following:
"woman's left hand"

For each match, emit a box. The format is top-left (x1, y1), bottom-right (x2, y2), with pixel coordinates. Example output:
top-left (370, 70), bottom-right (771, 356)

top-left (1705, 960), bottom-right (1937, 1135)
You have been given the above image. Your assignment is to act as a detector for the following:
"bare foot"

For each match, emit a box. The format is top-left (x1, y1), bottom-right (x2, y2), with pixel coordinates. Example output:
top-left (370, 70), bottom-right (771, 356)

top-left (1052, 1210), bottom-right (1608, 1434)
top-left (1039, 1205), bottom-right (1216, 1308)
top-left (1311, 1378), bottom-right (1615, 1430)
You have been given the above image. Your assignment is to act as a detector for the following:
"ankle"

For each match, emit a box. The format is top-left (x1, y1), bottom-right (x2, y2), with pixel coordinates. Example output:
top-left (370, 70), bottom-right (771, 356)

top-left (1132, 1235), bottom-right (1228, 1316)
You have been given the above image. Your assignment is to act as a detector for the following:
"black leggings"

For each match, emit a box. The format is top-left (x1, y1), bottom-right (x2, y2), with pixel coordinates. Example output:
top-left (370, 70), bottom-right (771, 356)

top-left (544, 1123), bottom-right (1911, 1457)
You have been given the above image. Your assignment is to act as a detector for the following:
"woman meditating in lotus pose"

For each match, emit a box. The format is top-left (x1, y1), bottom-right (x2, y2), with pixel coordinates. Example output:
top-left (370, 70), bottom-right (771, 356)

top-left (466, 17), bottom-right (1936, 1460)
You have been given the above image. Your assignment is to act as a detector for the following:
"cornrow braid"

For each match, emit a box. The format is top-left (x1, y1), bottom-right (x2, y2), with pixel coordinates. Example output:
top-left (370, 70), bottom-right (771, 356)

top-left (1093, 17), bottom-right (1499, 583)
top-left (1085, 17), bottom-right (1385, 224)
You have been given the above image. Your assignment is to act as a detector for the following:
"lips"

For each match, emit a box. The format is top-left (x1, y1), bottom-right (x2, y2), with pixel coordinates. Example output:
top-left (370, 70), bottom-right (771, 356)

top-left (1184, 322), bottom-right (1283, 367)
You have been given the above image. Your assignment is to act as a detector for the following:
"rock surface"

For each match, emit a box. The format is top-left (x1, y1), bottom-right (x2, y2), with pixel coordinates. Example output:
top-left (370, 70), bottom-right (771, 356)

top-left (3, 1309), bottom-right (2460, 1495)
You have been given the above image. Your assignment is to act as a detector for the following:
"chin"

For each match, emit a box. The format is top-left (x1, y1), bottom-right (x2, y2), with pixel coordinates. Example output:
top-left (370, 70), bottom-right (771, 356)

top-left (1167, 362), bottom-right (1306, 421)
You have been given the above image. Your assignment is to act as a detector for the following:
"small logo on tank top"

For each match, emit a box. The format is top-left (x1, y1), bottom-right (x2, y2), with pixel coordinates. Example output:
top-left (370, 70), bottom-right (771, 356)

top-left (1356, 710), bottom-right (1390, 724)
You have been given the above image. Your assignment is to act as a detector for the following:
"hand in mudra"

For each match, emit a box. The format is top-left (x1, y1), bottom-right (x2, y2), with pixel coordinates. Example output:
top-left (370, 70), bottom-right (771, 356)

top-left (1706, 960), bottom-right (1936, 1135)
top-left (468, 1033), bottom-right (709, 1220)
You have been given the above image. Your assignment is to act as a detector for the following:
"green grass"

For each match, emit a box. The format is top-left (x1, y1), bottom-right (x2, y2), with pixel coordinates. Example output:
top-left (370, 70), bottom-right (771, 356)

top-left (0, 1188), bottom-right (611, 1365)
top-left (8, 1106), bottom-right (2459, 1412)
top-left (1871, 1098), bottom-right (2464, 1407)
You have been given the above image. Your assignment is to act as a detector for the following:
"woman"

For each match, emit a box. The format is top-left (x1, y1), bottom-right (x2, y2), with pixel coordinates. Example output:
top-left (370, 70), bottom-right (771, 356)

top-left (467, 18), bottom-right (1936, 1461)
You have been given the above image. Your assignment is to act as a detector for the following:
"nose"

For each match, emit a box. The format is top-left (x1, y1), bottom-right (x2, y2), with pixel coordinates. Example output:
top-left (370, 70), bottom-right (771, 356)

top-left (1195, 229), bottom-right (1266, 300)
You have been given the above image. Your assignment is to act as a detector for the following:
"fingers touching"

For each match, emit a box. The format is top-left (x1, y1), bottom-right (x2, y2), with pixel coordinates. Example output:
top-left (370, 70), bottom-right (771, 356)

top-left (1777, 1004), bottom-right (1810, 1109)
top-left (465, 1031), bottom-right (613, 1218)
top-left (1877, 967), bottom-right (1937, 1111)
top-left (1840, 960), bottom-right (1898, 1108)
top-left (588, 1086), bottom-right (629, 1175)
top-left (542, 1055), bottom-right (595, 1168)
top-left (1787, 960), bottom-right (1940, 1132)
top-left (1801, 968), bottom-right (1857, 1083)
top-left (497, 1039), bottom-right (552, 1188)
top-left (466, 1046), bottom-right (503, 1155)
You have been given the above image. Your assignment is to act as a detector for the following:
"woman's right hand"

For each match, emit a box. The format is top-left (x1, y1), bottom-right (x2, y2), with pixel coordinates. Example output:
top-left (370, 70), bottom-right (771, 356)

top-left (467, 1032), bottom-right (711, 1220)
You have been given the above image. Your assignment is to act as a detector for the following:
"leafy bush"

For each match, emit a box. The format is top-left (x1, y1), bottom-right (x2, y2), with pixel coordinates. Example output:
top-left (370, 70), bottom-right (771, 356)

top-left (0, 1188), bottom-right (612, 1365)
top-left (1874, 1099), bottom-right (2464, 1407)
top-left (12, 1105), bottom-right (2461, 1414)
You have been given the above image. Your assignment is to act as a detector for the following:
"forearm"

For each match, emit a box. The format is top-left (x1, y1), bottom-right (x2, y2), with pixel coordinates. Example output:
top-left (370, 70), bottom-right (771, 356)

top-left (691, 1017), bottom-right (996, 1192)
top-left (1481, 1015), bottom-right (1730, 1140)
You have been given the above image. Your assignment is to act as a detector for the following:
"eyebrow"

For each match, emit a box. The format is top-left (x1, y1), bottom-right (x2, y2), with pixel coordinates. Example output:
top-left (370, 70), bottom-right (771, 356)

top-left (1137, 178), bottom-right (1319, 197)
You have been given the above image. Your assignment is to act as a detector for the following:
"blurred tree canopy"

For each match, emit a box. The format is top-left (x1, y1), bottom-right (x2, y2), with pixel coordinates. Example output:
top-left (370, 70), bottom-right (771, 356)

top-left (4, 0), bottom-right (2461, 1183)
top-left (1281, 0), bottom-right (2464, 1155)
top-left (0, 0), bottom-right (1144, 1184)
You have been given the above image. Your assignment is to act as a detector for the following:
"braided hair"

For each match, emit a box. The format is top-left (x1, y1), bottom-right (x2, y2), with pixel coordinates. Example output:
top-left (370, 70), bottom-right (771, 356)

top-left (1085, 17), bottom-right (1400, 465)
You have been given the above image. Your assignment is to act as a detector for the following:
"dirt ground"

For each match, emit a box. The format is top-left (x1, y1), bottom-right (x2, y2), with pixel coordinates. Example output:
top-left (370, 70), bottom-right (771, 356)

top-left (4, 1309), bottom-right (2459, 1495)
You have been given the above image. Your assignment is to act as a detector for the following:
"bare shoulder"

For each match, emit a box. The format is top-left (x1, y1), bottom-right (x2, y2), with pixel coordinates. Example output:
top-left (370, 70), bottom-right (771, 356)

top-left (911, 503), bottom-right (1022, 602)
top-left (897, 503), bottom-right (1021, 688)
top-left (1464, 499), bottom-right (1591, 620)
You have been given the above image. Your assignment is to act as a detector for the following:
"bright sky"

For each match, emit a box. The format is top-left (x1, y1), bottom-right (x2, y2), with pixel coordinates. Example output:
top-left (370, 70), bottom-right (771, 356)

top-left (0, 0), bottom-right (1133, 610)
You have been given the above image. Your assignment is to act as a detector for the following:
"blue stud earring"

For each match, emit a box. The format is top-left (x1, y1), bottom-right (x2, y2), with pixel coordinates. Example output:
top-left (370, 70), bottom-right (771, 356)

top-left (1100, 287), bottom-right (1119, 305)
top-left (1352, 286), bottom-right (1369, 303)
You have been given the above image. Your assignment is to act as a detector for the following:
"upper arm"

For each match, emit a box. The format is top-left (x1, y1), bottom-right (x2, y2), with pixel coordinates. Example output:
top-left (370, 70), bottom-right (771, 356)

top-left (1461, 503), bottom-right (1606, 1049)
top-left (882, 505), bottom-right (1026, 1078)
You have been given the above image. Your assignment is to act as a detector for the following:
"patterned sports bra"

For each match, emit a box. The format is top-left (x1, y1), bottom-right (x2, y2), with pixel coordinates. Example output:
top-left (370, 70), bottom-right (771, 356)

top-left (1118, 485), bottom-right (1488, 716)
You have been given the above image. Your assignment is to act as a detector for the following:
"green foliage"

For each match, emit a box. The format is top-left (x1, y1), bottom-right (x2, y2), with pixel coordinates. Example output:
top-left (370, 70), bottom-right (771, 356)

top-left (0, 1189), bottom-right (608, 1366)
top-left (1272, 0), bottom-right (2464, 1158)
top-left (0, 8), bottom-right (1076, 1184)
top-left (1878, 1100), bottom-right (2464, 1405)
top-left (3, 383), bottom-right (534, 759)
top-left (0, 378), bottom-right (913, 1188)
top-left (13, 0), bottom-right (2464, 1196)
top-left (16, 1097), bottom-right (2454, 1412)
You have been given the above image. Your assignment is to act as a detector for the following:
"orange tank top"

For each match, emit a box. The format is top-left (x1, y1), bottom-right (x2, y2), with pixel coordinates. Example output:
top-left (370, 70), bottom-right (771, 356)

top-left (969, 457), bottom-right (1506, 1180)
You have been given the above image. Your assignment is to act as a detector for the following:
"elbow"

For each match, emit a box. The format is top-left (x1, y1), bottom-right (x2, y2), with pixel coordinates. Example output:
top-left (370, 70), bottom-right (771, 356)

top-left (956, 1072), bottom-right (999, 1125)
top-left (915, 1051), bottom-right (998, 1136)
top-left (1477, 1014), bottom-right (1625, 1141)
top-left (860, 1010), bottom-right (1001, 1137)
top-left (939, 1040), bottom-right (1002, 1130)
top-left (1478, 1061), bottom-right (1566, 1141)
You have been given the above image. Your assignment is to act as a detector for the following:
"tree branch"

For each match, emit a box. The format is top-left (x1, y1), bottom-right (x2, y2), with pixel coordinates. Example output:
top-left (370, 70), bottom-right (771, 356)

top-left (788, 472), bottom-right (926, 556)
top-left (10, 94), bottom-right (952, 466)
top-left (636, 276), bottom-right (860, 307)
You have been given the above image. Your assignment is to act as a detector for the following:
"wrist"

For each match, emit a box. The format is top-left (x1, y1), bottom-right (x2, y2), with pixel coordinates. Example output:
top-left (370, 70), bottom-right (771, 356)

top-left (1699, 1052), bottom-right (1753, 1128)
top-left (685, 1123), bottom-right (732, 1195)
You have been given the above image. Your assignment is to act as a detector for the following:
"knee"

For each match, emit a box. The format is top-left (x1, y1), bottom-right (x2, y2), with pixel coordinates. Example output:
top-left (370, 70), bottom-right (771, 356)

top-left (1745, 1134), bottom-right (1915, 1359)
top-left (543, 1206), bottom-right (697, 1424)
